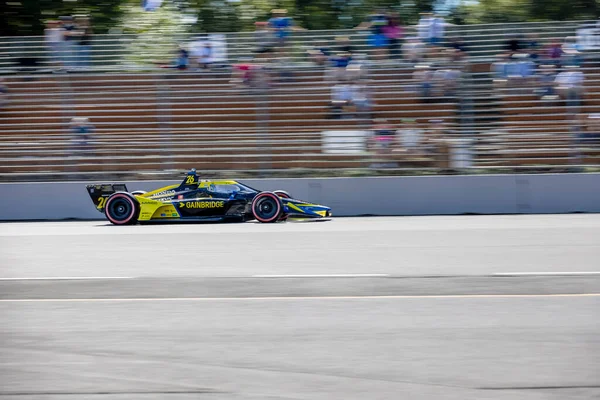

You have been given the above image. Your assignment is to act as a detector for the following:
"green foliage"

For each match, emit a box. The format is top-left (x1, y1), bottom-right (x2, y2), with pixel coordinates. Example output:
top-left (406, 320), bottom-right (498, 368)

top-left (0, 0), bottom-right (123, 36)
top-left (1, 0), bottom-right (598, 36)
top-left (117, 1), bottom-right (192, 67)
top-left (454, 0), bottom-right (599, 24)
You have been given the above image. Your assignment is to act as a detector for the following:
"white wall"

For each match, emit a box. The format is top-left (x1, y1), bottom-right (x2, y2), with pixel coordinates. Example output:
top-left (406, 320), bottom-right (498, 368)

top-left (0, 174), bottom-right (598, 221)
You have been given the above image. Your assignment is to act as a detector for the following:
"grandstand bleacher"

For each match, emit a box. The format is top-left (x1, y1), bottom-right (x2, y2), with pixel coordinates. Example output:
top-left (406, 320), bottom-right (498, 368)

top-left (0, 20), bottom-right (599, 180)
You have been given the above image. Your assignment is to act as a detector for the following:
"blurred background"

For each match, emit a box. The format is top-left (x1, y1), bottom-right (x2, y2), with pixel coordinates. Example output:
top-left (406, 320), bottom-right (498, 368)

top-left (0, 0), bottom-right (599, 181)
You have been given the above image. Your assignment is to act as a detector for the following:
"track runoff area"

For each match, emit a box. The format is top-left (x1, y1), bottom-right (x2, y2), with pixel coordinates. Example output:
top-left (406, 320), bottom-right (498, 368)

top-left (1, 215), bottom-right (599, 400)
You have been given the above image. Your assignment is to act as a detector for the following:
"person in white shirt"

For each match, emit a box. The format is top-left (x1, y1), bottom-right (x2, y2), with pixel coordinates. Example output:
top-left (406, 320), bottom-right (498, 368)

top-left (402, 36), bottom-right (425, 63)
top-left (44, 20), bottom-right (63, 69)
top-left (397, 118), bottom-right (424, 154)
top-left (417, 13), bottom-right (431, 44)
top-left (428, 14), bottom-right (445, 46)
top-left (330, 78), bottom-right (354, 119)
top-left (555, 66), bottom-right (584, 109)
top-left (351, 81), bottom-right (372, 119)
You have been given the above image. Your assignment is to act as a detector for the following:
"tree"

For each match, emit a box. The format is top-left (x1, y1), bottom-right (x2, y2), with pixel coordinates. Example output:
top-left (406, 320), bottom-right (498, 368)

top-left (454, 0), bottom-right (599, 24)
top-left (0, 0), bottom-right (123, 36)
top-left (117, 1), bottom-right (193, 66)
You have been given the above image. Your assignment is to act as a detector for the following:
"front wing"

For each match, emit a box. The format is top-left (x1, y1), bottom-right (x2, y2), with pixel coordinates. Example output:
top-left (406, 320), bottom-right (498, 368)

top-left (282, 198), bottom-right (331, 219)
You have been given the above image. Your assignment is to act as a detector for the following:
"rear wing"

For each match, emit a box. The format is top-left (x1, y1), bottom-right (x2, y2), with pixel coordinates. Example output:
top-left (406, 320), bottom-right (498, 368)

top-left (86, 184), bottom-right (129, 212)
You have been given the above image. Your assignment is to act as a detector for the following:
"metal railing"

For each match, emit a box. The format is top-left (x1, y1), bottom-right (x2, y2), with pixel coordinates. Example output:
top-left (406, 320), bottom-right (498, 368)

top-left (0, 20), bottom-right (597, 72)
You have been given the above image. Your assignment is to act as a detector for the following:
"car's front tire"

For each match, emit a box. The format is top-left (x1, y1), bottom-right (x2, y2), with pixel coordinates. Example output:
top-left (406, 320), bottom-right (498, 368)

top-left (105, 193), bottom-right (139, 225)
top-left (273, 190), bottom-right (292, 199)
top-left (252, 192), bottom-right (283, 223)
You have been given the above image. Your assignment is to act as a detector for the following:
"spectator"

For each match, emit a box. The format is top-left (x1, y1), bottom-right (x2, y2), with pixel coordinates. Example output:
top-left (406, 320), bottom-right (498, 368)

top-left (505, 34), bottom-right (522, 58)
top-left (413, 64), bottom-right (434, 100)
top-left (198, 42), bottom-right (212, 69)
top-left (157, 46), bottom-right (189, 70)
top-left (176, 47), bottom-right (189, 70)
top-left (428, 13), bottom-right (446, 46)
top-left (330, 50), bottom-right (352, 69)
top-left (231, 58), bottom-right (271, 91)
top-left (403, 36), bottom-right (425, 64)
top-left (448, 37), bottom-right (468, 62)
top-left (491, 53), bottom-right (535, 90)
top-left (0, 78), bottom-right (7, 109)
top-left (546, 38), bottom-right (563, 66)
top-left (329, 77), bottom-right (354, 119)
top-left (417, 13), bottom-right (431, 44)
top-left (70, 117), bottom-right (94, 157)
top-left (351, 80), bottom-right (373, 120)
top-left (369, 118), bottom-right (396, 156)
top-left (491, 54), bottom-right (510, 89)
top-left (324, 37), bottom-right (354, 82)
top-left (254, 21), bottom-right (275, 55)
top-left (44, 20), bottom-right (63, 70)
top-left (433, 67), bottom-right (461, 97)
top-left (268, 9), bottom-right (303, 56)
top-left (397, 118), bottom-right (424, 155)
top-left (355, 9), bottom-right (389, 60)
top-left (535, 64), bottom-right (558, 99)
top-left (230, 59), bottom-right (256, 89)
top-left (555, 65), bottom-right (585, 111)
top-left (75, 15), bottom-right (92, 69)
top-left (346, 52), bottom-right (369, 82)
top-left (383, 12), bottom-right (403, 60)
top-left (526, 33), bottom-right (541, 62)
top-left (59, 16), bottom-right (78, 69)
top-left (335, 35), bottom-right (354, 57)
top-left (562, 36), bottom-right (583, 67)
top-left (307, 40), bottom-right (330, 66)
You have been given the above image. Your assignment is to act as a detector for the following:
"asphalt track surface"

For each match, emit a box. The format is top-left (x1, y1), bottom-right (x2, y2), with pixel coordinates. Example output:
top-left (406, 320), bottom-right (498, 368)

top-left (0, 215), bottom-right (599, 399)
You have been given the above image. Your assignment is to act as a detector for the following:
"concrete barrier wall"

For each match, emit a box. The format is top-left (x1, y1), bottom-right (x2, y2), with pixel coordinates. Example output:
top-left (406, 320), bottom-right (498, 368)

top-left (0, 173), bottom-right (599, 221)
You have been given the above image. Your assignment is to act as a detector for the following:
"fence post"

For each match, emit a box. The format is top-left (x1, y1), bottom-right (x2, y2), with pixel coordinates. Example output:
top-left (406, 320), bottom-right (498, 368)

top-left (156, 73), bottom-right (174, 171)
top-left (255, 72), bottom-right (272, 175)
top-left (55, 72), bottom-right (77, 177)
top-left (455, 63), bottom-right (475, 172)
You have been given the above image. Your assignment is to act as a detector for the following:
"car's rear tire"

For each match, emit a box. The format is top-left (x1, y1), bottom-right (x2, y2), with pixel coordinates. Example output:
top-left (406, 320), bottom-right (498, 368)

top-left (252, 192), bottom-right (283, 223)
top-left (105, 193), bottom-right (139, 225)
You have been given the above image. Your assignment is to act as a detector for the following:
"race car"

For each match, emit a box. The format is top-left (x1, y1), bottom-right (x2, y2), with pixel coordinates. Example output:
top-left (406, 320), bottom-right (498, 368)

top-left (86, 169), bottom-right (331, 225)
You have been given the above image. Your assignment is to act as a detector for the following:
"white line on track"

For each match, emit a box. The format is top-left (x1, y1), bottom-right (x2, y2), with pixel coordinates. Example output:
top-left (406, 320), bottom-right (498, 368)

top-left (494, 272), bottom-right (600, 277)
top-left (0, 277), bottom-right (134, 281)
top-left (0, 293), bottom-right (598, 302)
top-left (252, 274), bottom-right (391, 278)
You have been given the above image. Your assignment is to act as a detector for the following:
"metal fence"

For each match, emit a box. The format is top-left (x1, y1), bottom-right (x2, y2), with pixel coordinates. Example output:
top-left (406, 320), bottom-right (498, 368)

top-left (0, 20), bottom-right (596, 71)
top-left (0, 20), bottom-right (599, 181)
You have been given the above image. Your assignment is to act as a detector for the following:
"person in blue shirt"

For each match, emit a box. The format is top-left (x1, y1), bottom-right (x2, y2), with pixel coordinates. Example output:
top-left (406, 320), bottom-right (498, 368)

top-left (268, 9), bottom-right (304, 54)
top-left (355, 9), bottom-right (389, 60)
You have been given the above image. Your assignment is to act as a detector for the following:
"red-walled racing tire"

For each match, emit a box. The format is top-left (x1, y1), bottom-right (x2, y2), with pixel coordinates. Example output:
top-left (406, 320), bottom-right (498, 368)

top-left (252, 192), bottom-right (283, 223)
top-left (105, 193), bottom-right (139, 225)
top-left (273, 190), bottom-right (292, 199)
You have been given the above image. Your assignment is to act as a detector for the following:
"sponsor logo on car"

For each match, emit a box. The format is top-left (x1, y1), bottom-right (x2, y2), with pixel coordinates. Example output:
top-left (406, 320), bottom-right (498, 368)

top-left (180, 201), bottom-right (224, 209)
top-left (152, 190), bottom-right (176, 197)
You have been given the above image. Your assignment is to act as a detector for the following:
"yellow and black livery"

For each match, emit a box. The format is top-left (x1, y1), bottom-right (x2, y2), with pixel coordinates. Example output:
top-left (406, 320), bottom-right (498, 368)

top-left (86, 169), bottom-right (332, 225)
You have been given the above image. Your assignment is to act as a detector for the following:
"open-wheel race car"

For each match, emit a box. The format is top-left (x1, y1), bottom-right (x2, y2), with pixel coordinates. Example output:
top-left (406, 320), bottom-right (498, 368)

top-left (86, 169), bottom-right (332, 225)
